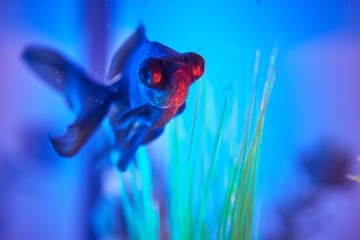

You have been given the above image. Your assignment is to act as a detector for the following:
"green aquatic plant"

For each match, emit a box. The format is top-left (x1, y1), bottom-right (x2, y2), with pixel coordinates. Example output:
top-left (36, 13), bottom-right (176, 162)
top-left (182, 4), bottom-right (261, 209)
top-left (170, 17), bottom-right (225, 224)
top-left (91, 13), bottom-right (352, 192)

top-left (117, 48), bottom-right (277, 240)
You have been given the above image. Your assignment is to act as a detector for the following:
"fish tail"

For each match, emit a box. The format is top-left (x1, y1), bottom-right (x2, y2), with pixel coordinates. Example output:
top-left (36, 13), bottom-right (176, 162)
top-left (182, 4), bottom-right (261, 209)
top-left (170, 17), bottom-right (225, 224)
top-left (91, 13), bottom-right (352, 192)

top-left (22, 46), bottom-right (110, 113)
top-left (23, 46), bottom-right (111, 156)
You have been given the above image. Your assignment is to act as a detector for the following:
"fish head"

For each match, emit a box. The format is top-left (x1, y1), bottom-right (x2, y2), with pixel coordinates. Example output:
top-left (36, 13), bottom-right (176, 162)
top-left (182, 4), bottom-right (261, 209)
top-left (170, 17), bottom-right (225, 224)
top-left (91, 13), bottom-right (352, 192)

top-left (138, 52), bottom-right (205, 109)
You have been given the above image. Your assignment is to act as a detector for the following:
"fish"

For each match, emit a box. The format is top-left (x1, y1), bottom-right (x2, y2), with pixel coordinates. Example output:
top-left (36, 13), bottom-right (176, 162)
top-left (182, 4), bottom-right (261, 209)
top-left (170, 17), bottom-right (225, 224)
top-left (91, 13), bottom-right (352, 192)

top-left (22, 25), bottom-right (205, 171)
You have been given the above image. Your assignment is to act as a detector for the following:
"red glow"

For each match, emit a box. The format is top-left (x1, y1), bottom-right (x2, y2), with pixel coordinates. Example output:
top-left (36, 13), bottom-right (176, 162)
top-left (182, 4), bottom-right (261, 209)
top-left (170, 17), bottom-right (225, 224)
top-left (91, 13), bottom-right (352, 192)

top-left (192, 65), bottom-right (203, 79)
top-left (152, 71), bottom-right (162, 84)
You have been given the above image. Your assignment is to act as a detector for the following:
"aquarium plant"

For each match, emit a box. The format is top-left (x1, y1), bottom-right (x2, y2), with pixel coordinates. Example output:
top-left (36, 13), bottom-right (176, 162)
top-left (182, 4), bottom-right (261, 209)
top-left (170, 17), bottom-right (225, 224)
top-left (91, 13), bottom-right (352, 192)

top-left (115, 48), bottom-right (277, 240)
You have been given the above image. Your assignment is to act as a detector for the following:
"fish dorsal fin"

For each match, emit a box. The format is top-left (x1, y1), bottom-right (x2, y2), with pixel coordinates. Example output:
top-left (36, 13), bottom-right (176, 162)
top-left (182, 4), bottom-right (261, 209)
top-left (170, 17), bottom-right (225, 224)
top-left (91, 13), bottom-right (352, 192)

top-left (106, 25), bottom-right (147, 84)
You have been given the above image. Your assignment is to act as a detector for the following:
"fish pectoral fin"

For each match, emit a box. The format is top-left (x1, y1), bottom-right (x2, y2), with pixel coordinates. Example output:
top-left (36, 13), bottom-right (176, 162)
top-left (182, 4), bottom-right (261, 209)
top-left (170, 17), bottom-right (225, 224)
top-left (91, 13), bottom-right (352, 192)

top-left (116, 121), bottom-right (150, 171)
top-left (113, 106), bottom-right (159, 171)
top-left (106, 24), bottom-right (147, 84)
top-left (142, 128), bottom-right (164, 144)
top-left (51, 104), bottom-right (109, 157)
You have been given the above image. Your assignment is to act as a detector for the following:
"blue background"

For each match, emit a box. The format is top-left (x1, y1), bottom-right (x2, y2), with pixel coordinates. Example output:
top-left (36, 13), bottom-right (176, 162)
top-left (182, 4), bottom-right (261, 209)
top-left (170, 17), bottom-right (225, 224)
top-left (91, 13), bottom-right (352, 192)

top-left (1, 0), bottom-right (360, 239)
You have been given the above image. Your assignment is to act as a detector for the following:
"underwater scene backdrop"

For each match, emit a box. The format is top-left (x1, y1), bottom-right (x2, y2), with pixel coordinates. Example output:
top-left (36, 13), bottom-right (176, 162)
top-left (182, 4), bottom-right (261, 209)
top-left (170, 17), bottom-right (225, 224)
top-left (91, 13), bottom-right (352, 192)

top-left (1, 0), bottom-right (360, 239)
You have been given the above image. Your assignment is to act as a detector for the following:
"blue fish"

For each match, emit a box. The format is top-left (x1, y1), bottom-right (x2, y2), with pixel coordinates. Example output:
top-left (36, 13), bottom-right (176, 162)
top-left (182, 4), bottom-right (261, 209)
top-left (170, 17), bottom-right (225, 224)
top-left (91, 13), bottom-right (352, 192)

top-left (22, 25), bottom-right (205, 170)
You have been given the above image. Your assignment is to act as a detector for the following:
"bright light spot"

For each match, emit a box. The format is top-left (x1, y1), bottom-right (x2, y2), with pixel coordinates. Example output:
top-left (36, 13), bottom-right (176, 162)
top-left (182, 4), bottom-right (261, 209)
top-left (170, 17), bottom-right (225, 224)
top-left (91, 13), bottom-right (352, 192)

top-left (110, 150), bottom-right (119, 166)
top-left (231, 193), bottom-right (235, 206)
top-left (347, 174), bottom-right (360, 183)
top-left (103, 169), bottom-right (122, 196)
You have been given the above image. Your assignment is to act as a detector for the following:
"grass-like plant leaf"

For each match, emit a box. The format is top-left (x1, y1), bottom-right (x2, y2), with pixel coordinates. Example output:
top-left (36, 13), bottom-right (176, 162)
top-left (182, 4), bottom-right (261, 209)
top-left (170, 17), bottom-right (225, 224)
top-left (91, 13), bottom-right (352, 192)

top-left (115, 48), bottom-right (278, 240)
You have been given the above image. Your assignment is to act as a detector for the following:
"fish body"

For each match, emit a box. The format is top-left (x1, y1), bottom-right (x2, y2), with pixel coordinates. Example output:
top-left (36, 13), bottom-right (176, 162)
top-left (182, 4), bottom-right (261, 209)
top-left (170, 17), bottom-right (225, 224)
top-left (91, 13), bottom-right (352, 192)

top-left (23, 25), bottom-right (205, 170)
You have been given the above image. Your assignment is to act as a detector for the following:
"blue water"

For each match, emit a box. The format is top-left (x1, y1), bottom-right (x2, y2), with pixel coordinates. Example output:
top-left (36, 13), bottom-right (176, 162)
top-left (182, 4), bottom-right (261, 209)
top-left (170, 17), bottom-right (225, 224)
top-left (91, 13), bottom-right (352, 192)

top-left (1, 0), bottom-right (360, 239)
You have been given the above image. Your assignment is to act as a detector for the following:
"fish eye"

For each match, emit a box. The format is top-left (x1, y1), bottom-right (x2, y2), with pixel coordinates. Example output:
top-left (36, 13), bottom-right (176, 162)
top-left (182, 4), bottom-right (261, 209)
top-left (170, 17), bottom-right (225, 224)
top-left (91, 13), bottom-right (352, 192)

top-left (139, 57), bottom-right (163, 88)
top-left (182, 55), bottom-right (189, 63)
top-left (140, 69), bottom-right (153, 85)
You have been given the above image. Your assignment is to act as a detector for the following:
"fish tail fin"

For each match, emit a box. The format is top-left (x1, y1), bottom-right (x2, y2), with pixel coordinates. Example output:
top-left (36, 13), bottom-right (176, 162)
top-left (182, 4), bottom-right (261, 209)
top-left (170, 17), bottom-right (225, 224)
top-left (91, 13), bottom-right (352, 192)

top-left (22, 46), bottom-right (110, 113)
top-left (22, 46), bottom-right (111, 156)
